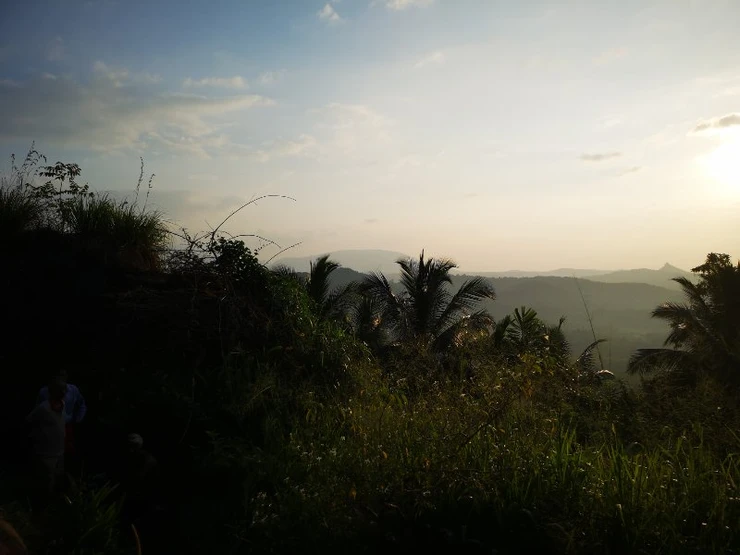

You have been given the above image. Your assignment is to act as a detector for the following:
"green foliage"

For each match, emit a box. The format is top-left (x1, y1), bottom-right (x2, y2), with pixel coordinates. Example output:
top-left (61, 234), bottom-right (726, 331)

top-left (4, 162), bottom-right (740, 555)
top-left (1, 147), bottom-right (168, 271)
top-left (0, 185), bottom-right (44, 236)
top-left (59, 195), bottom-right (167, 267)
top-left (233, 368), bottom-right (740, 554)
top-left (363, 250), bottom-right (496, 352)
top-left (629, 252), bottom-right (740, 382)
top-left (1, 483), bottom-right (128, 555)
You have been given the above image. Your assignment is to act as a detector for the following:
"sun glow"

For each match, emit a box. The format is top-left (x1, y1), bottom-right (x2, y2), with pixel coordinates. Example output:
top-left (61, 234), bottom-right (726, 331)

top-left (704, 133), bottom-right (740, 191)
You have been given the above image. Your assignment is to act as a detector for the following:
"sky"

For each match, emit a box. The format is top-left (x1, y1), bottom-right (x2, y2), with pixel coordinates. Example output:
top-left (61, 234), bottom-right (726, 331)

top-left (0, 0), bottom-right (739, 271)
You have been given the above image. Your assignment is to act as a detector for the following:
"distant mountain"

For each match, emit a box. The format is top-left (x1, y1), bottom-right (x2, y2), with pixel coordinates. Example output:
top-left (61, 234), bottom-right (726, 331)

top-left (271, 249), bottom-right (408, 275)
top-left (456, 268), bottom-right (607, 278)
top-left (588, 263), bottom-right (695, 290)
top-left (322, 267), bottom-right (684, 377)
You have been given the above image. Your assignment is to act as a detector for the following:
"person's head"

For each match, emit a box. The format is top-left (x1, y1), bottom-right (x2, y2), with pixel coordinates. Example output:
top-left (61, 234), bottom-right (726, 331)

top-left (127, 433), bottom-right (144, 452)
top-left (48, 379), bottom-right (67, 400)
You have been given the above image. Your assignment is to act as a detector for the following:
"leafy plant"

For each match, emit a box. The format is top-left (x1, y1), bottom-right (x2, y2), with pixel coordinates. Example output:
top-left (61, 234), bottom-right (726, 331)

top-left (628, 252), bottom-right (740, 382)
top-left (362, 250), bottom-right (496, 352)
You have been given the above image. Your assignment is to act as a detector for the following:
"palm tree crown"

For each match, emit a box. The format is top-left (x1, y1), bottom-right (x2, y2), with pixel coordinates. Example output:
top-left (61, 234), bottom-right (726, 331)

top-left (628, 253), bottom-right (740, 381)
top-left (362, 250), bottom-right (496, 351)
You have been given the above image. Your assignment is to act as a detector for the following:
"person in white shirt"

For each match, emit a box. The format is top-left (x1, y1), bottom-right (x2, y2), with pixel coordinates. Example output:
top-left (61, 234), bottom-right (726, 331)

top-left (26, 379), bottom-right (67, 505)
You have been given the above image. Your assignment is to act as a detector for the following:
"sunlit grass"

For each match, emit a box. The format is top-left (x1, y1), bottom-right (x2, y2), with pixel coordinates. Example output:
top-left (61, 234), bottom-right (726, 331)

top-left (65, 195), bottom-right (169, 270)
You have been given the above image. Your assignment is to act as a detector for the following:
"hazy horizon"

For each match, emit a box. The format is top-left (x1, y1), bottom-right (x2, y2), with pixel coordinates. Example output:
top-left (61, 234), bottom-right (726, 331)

top-left (272, 248), bottom-right (694, 274)
top-left (1, 0), bottom-right (738, 270)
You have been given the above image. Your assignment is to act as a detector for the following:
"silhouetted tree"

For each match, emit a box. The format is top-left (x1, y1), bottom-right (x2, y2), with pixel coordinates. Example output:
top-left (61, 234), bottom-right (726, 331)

top-left (628, 253), bottom-right (740, 382)
top-left (362, 250), bottom-right (495, 351)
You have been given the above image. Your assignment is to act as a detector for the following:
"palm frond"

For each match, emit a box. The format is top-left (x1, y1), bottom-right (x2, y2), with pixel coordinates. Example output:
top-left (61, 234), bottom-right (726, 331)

top-left (575, 339), bottom-right (607, 374)
top-left (308, 255), bottom-right (340, 309)
top-left (627, 348), bottom-right (696, 375)
top-left (433, 309), bottom-right (493, 351)
top-left (362, 271), bottom-right (406, 338)
top-left (492, 315), bottom-right (512, 349)
top-left (435, 277), bottom-right (495, 335)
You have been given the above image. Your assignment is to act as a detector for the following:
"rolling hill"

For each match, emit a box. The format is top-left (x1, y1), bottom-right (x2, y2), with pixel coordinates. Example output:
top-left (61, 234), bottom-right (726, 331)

top-left (587, 263), bottom-right (695, 290)
top-left (324, 268), bottom-right (681, 378)
top-left (273, 252), bottom-right (689, 377)
top-left (272, 249), bottom-right (409, 275)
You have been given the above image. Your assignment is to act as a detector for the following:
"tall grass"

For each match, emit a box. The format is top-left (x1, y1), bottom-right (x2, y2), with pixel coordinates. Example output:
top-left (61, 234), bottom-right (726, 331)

top-left (65, 195), bottom-right (169, 270)
top-left (236, 369), bottom-right (740, 554)
top-left (0, 186), bottom-right (44, 235)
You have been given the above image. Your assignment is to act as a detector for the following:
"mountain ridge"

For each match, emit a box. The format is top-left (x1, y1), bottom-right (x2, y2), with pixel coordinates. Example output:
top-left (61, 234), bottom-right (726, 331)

top-left (271, 249), bottom-right (693, 289)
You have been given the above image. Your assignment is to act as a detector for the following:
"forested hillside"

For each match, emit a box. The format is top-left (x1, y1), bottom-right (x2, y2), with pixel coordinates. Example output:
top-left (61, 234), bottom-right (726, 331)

top-left (1, 154), bottom-right (739, 554)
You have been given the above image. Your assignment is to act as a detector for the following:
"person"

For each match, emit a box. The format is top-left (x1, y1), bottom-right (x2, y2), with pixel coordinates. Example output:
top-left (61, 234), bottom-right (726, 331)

top-left (37, 372), bottom-right (86, 460)
top-left (37, 372), bottom-right (87, 425)
top-left (26, 379), bottom-right (67, 507)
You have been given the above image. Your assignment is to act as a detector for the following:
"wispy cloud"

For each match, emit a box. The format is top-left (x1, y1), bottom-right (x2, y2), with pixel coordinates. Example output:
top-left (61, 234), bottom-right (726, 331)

top-left (258, 70), bottom-right (286, 86)
top-left (580, 152), bottom-right (622, 162)
top-left (318, 3), bottom-right (342, 24)
top-left (310, 103), bottom-right (395, 162)
top-left (249, 134), bottom-right (318, 163)
top-left (183, 76), bottom-right (248, 89)
top-left (0, 79), bottom-right (21, 88)
top-left (0, 72), bottom-right (274, 157)
top-left (599, 116), bottom-right (623, 128)
top-left (46, 36), bottom-right (65, 61)
top-left (593, 47), bottom-right (628, 66)
top-left (617, 166), bottom-right (641, 177)
top-left (93, 61), bottom-right (129, 86)
top-left (414, 51), bottom-right (445, 68)
top-left (93, 61), bottom-right (161, 86)
top-left (692, 113), bottom-right (740, 133)
top-left (382, 0), bottom-right (433, 10)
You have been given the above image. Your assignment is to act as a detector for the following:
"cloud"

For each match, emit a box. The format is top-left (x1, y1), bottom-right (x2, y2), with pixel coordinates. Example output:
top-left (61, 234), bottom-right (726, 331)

top-left (414, 51), bottom-right (445, 68)
top-left (0, 79), bottom-right (21, 88)
top-left (307, 103), bottom-right (395, 164)
top-left (46, 37), bottom-right (65, 61)
top-left (381, 0), bottom-right (433, 10)
top-left (249, 134), bottom-right (318, 163)
top-left (93, 61), bottom-right (161, 86)
top-left (692, 113), bottom-right (740, 133)
top-left (93, 60), bottom-right (129, 86)
top-left (318, 3), bottom-right (342, 23)
top-left (183, 76), bottom-right (248, 89)
top-left (257, 70), bottom-right (286, 86)
top-left (580, 152), bottom-right (622, 162)
top-left (0, 72), bottom-right (274, 157)
top-left (617, 166), bottom-right (641, 177)
top-left (599, 116), bottom-right (623, 128)
top-left (593, 47), bottom-right (628, 66)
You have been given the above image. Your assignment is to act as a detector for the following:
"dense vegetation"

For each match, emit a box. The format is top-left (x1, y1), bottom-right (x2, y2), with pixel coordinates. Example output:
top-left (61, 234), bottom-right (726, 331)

top-left (1, 151), bottom-right (739, 554)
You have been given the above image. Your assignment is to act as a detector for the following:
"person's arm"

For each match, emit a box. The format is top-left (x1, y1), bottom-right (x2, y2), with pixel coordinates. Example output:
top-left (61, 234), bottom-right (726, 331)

top-left (73, 385), bottom-right (87, 423)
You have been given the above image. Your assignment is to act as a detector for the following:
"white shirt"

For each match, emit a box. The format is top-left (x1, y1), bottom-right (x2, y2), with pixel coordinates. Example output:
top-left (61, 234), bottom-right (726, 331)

top-left (26, 401), bottom-right (66, 457)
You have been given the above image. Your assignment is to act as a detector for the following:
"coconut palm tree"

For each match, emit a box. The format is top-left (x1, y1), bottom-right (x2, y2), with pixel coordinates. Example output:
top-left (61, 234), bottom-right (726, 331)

top-left (362, 250), bottom-right (496, 351)
top-left (493, 306), bottom-right (605, 374)
top-left (273, 255), bottom-right (356, 320)
top-left (628, 253), bottom-right (740, 381)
